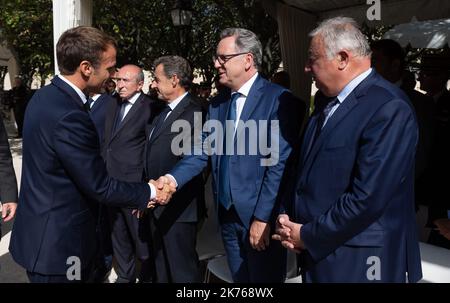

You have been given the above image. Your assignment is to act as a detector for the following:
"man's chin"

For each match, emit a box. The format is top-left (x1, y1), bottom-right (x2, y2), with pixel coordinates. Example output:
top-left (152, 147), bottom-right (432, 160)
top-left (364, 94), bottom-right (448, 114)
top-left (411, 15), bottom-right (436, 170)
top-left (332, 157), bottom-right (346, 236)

top-left (218, 77), bottom-right (228, 85)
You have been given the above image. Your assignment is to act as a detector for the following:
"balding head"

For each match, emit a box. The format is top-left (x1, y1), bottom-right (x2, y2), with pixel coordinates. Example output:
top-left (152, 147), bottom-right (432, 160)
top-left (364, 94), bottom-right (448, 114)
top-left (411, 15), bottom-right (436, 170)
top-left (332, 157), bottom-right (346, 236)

top-left (116, 64), bottom-right (144, 100)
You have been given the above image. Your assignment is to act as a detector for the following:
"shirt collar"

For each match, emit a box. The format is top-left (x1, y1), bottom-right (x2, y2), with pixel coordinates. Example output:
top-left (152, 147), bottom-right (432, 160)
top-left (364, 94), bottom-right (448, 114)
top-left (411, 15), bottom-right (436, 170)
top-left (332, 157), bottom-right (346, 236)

top-left (168, 92), bottom-right (188, 111)
top-left (235, 72), bottom-right (258, 97)
top-left (336, 68), bottom-right (372, 103)
top-left (126, 92), bottom-right (141, 105)
top-left (58, 75), bottom-right (88, 104)
top-left (91, 94), bottom-right (101, 101)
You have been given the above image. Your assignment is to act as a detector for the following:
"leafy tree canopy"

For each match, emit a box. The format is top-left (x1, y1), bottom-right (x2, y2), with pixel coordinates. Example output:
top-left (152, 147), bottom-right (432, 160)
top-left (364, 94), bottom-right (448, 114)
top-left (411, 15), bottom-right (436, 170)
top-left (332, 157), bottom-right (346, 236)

top-left (94, 0), bottom-right (281, 84)
top-left (1, 0), bottom-right (281, 87)
top-left (0, 0), bottom-right (53, 86)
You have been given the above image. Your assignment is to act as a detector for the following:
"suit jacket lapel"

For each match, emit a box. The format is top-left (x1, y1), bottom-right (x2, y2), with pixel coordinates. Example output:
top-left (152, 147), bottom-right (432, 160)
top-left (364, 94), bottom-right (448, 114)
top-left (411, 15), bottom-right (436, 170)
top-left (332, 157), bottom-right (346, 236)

top-left (234, 75), bottom-right (264, 140)
top-left (218, 94), bottom-right (229, 126)
top-left (111, 94), bottom-right (143, 140)
top-left (300, 115), bottom-right (318, 166)
top-left (51, 76), bottom-right (86, 111)
top-left (104, 97), bottom-right (121, 144)
top-left (149, 94), bottom-right (191, 144)
top-left (302, 94), bottom-right (359, 177)
top-left (90, 95), bottom-right (105, 112)
top-left (119, 94), bottom-right (143, 127)
top-left (300, 71), bottom-right (379, 183)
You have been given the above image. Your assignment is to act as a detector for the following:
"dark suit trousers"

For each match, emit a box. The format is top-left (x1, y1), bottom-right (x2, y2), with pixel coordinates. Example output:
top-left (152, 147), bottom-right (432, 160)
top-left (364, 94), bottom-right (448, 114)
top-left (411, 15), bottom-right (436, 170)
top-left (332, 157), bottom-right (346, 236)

top-left (149, 215), bottom-right (201, 283)
top-left (109, 207), bottom-right (153, 283)
top-left (219, 205), bottom-right (286, 282)
top-left (27, 272), bottom-right (76, 283)
top-left (26, 263), bottom-right (93, 283)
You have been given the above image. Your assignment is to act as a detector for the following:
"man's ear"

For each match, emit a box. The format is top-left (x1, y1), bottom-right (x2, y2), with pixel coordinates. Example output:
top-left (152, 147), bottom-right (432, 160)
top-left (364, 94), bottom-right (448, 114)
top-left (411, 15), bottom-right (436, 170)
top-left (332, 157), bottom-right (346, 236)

top-left (137, 80), bottom-right (144, 91)
top-left (80, 60), bottom-right (92, 77)
top-left (172, 74), bottom-right (179, 87)
top-left (244, 53), bottom-right (254, 71)
top-left (337, 51), bottom-right (350, 70)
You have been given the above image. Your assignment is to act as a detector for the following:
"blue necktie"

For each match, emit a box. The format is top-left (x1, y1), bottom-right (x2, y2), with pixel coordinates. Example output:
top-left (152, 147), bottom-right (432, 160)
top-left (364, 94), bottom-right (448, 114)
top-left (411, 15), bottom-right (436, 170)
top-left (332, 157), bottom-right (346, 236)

top-left (218, 92), bottom-right (240, 210)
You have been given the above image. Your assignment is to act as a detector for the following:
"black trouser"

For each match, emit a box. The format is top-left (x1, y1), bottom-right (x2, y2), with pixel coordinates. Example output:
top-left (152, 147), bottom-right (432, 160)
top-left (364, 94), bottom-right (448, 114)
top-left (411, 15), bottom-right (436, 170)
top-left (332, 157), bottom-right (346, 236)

top-left (27, 262), bottom-right (94, 283)
top-left (109, 207), bottom-right (153, 283)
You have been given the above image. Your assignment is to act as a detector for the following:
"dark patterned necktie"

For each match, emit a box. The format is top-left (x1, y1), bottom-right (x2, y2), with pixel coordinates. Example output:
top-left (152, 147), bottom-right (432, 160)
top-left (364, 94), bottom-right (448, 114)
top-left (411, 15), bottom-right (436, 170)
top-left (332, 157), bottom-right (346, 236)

top-left (84, 98), bottom-right (93, 112)
top-left (313, 97), bottom-right (339, 140)
top-left (150, 105), bottom-right (172, 139)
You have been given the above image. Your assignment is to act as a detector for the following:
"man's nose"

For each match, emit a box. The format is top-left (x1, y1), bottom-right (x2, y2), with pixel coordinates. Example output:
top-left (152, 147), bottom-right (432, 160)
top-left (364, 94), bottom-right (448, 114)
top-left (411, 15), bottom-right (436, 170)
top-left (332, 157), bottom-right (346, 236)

top-left (214, 60), bottom-right (222, 69)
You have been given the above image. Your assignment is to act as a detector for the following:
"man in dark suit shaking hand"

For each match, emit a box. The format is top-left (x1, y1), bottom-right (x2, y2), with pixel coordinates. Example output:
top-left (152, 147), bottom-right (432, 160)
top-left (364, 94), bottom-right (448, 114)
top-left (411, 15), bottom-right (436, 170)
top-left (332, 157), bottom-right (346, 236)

top-left (145, 56), bottom-right (205, 282)
top-left (9, 26), bottom-right (173, 283)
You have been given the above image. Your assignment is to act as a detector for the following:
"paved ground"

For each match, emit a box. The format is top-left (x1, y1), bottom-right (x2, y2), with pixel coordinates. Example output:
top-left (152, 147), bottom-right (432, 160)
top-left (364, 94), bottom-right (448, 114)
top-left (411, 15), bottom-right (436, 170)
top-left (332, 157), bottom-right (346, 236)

top-left (0, 112), bottom-right (27, 282)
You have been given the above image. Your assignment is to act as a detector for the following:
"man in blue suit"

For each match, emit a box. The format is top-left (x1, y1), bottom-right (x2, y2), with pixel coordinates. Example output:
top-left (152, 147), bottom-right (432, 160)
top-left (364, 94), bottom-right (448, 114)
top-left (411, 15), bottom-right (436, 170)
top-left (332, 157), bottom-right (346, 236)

top-left (273, 17), bottom-right (422, 282)
top-left (9, 26), bottom-right (172, 283)
top-left (156, 28), bottom-right (305, 282)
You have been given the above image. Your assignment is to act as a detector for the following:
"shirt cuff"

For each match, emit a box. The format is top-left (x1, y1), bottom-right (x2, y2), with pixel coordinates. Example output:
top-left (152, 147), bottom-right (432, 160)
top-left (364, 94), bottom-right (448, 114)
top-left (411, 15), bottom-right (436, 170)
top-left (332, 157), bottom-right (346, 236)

top-left (165, 174), bottom-right (178, 188)
top-left (148, 183), bottom-right (156, 200)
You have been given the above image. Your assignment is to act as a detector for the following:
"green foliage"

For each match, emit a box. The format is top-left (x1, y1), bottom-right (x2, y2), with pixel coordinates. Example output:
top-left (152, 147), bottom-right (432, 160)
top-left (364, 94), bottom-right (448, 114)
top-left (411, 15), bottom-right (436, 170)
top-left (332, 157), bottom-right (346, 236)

top-left (0, 0), bottom-right (280, 86)
top-left (361, 23), bottom-right (393, 44)
top-left (94, 0), bottom-right (281, 84)
top-left (0, 0), bottom-right (53, 85)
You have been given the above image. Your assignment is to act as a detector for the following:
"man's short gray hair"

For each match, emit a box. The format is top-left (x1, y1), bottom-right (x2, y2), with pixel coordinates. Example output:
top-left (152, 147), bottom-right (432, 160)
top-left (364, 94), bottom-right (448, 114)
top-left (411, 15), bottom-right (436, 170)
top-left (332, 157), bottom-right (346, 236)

top-left (153, 55), bottom-right (192, 89)
top-left (220, 28), bottom-right (262, 70)
top-left (310, 16), bottom-right (371, 59)
top-left (136, 69), bottom-right (145, 83)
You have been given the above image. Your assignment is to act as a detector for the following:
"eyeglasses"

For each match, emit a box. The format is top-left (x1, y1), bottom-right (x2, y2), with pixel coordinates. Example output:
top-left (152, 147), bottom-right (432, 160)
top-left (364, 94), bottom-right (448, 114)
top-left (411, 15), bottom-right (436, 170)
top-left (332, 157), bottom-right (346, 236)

top-left (212, 52), bottom-right (249, 65)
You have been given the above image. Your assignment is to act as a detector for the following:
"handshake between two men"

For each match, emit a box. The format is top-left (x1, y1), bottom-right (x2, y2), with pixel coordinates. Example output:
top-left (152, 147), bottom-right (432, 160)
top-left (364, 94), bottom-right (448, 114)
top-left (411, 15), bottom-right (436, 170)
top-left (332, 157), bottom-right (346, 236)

top-left (141, 178), bottom-right (310, 255)
top-left (136, 175), bottom-right (177, 217)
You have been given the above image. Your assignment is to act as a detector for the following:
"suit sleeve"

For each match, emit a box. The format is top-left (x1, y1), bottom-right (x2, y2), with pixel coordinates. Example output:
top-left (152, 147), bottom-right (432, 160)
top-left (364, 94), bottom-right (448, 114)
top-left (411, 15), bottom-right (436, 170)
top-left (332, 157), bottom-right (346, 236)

top-left (0, 115), bottom-right (18, 203)
top-left (253, 91), bottom-right (300, 222)
top-left (53, 111), bottom-right (150, 210)
top-left (301, 99), bottom-right (418, 261)
top-left (170, 108), bottom-right (209, 188)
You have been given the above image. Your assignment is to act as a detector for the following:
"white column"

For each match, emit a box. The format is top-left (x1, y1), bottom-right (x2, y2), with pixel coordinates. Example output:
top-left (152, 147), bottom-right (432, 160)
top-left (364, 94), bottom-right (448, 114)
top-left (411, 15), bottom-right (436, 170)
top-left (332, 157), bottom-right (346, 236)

top-left (7, 57), bottom-right (19, 87)
top-left (0, 43), bottom-right (19, 87)
top-left (52, 0), bottom-right (93, 74)
top-left (276, 2), bottom-right (316, 103)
